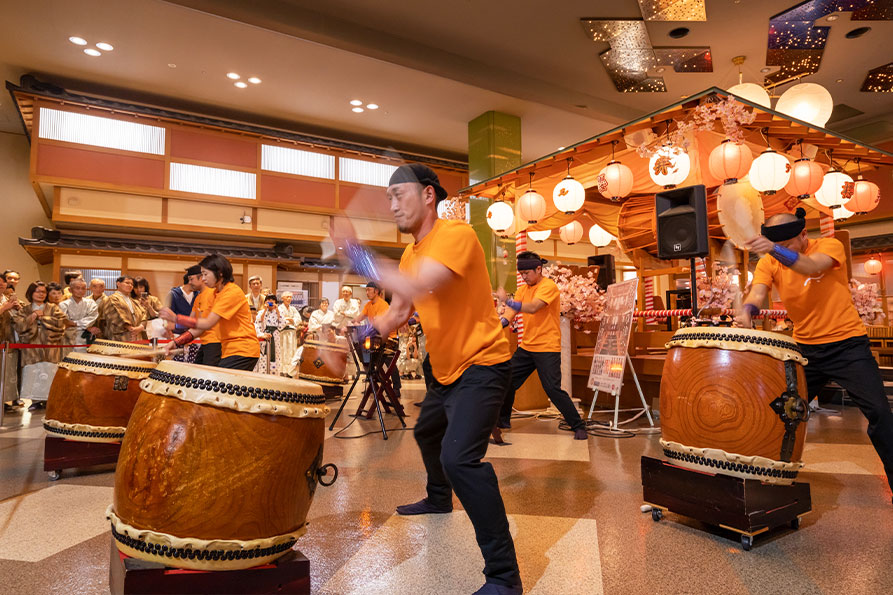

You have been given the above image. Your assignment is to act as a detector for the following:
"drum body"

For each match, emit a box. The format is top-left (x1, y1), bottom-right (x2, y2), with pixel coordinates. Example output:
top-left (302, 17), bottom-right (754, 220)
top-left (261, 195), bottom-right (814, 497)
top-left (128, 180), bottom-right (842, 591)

top-left (109, 361), bottom-right (328, 570)
top-left (88, 339), bottom-right (156, 358)
top-left (45, 352), bottom-right (156, 442)
top-left (299, 339), bottom-right (348, 385)
top-left (660, 327), bottom-right (809, 485)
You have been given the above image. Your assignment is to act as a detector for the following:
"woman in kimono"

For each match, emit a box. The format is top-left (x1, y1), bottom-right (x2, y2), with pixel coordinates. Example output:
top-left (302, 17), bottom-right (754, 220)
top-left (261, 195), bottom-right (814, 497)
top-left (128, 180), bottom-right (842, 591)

top-left (1, 275), bottom-right (22, 413)
top-left (133, 277), bottom-right (163, 321)
top-left (254, 294), bottom-right (285, 375)
top-left (100, 276), bottom-right (147, 342)
top-left (278, 291), bottom-right (301, 377)
top-left (15, 281), bottom-right (67, 410)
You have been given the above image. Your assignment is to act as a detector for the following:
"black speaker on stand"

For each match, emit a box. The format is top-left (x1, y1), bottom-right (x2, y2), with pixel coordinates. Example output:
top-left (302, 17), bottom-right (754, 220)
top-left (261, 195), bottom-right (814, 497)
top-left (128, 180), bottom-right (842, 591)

top-left (587, 254), bottom-right (616, 288)
top-left (655, 184), bottom-right (708, 313)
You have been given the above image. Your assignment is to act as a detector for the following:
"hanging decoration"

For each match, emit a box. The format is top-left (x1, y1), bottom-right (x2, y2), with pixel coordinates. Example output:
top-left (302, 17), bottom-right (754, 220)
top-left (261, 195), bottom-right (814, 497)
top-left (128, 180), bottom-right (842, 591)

top-left (748, 149), bottom-right (791, 194)
top-left (785, 158), bottom-right (824, 199)
top-left (528, 229), bottom-right (552, 243)
top-left (517, 172), bottom-right (547, 224)
top-left (588, 224), bottom-right (615, 247)
top-left (552, 159), bottom-right (586, 214)
top-left (726, 82), bottom-right (771, 109)
top-left (486, 200), bottom-right (514, 233)
top-left (846, 159), bottom-right (881, 214)
top-left (559, 220), bottom-right (584, 245)
top-left (832, 204), bottom-right (855, 221)
top-left (708, 139), bottom-right (753, 184)
top-left (863, 257), bottom-right (883, 275)
top-left (597, 141), bottom-right (634, 201)
top-left (775, 82), bottom-right (834, 128)
top-left (649, 143), bottom-right (690, 188)
top-left (816, 169), bottom-right (854, 209)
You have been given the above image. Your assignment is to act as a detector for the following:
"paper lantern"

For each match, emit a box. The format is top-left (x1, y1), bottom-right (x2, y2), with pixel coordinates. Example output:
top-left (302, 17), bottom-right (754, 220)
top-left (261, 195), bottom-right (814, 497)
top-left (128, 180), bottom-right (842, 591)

top-left (517, 189), bottom-right (546, 224)
top-left (775, 83), bottom-right (834, 128)
top-left (748, 150), bottom-right (791, 194)
top-left (486, 200), bottom-right (514, 233)
top-left (649, 144), bottom-right (690, 188)
top-left (552, 176), bottom-right (585, 214)
top-left (726, 83), bottom-right (771, 108)
top-left (527, 229), bottom-right (552, 243)
top-left (559, 220), bottom-right (584, 245)
top-left (784, 158), bottom-right (824, 198)
top-left (832, 204), bottom-right (854, 221)
top-left (846, 178), bottom-right (881, 214)
top-left (597, 161), bottom-right (634, 201)
top-left (864, 258), bottom-right (883, 275)
top-left (815, 170), bottom-right (854, 209)
top-left (708, 140), bottom-right (753, 184)
top-left (496, 218), bottom-right (516, 238)
top-left (588, 224), bottom-right (614, 247)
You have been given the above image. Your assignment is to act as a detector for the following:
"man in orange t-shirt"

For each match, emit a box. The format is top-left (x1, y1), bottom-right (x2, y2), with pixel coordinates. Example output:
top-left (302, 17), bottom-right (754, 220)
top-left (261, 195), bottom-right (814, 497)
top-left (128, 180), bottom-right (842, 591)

top-left (742, 209), bottom-right (893, 500)
top-left (497, 251), bottom-right (587, 439)
top-left (355, 281), bottom-right (401, 394)
top-left (361, 164), bottom-right (520, 594)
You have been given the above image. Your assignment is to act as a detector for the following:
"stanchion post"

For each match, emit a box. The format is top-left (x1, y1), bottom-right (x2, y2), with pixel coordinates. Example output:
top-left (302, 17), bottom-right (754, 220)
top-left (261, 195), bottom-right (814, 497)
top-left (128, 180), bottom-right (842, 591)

top-left (0, 342), bottom-right (8, 425)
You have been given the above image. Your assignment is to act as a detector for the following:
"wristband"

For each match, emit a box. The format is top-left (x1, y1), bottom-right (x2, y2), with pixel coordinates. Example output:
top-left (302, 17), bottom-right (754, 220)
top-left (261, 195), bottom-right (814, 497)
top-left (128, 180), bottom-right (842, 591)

top-left (505, 299), bottom-right (522, 311)
top-left (173, 331), bottom-right (194, 347)
top-left (743, 303), bottom-right (759, 318)
top-left (500, 316), bottom-right (509, 328)
top-left (769, 244), bottom-right (800, 268)
top-left (176, 314), bottom-right (198, 329)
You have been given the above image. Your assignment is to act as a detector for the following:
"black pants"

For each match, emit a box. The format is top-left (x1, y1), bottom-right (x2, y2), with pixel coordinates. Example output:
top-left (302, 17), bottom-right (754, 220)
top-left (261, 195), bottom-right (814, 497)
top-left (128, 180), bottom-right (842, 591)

top-left (217, 355), bottom-right (259, 371)
top-left (499, 348), bottom-right (584, 430)
top-left (799, 335), bottom-right (893, 491)
top-left (194, 342), bottom-right (221, 367)
top-left (414, 360), bottom-right (520, 588)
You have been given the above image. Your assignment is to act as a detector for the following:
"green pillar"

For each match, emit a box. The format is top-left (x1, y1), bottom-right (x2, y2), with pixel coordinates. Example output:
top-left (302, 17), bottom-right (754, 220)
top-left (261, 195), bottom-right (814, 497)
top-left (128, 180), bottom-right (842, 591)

top-left (468, 111), bottom-right (522, 291)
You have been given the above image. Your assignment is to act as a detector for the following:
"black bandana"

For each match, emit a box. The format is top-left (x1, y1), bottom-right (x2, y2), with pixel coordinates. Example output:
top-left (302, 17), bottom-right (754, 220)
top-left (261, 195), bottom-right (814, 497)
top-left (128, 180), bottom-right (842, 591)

top-left (761, 207), bottom-right (806, 242)
top-left (388, 164), bottom-right (448, 202)
top-left (517, 257), bottom-right (546, 271)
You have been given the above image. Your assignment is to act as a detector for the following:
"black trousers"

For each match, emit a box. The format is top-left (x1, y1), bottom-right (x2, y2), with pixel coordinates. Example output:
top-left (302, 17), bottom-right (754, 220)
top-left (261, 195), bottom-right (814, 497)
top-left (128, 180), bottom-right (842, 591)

top-left (799, 335), bottom-right (893, 491)
top-left (194, 342), bottom-right (221, 367)
top-left (217, 355), bottom-right (259, 371)
top-left (414, 360), bottom-right (520, 588)
top-left (499, 348), bottom-right (584, 430)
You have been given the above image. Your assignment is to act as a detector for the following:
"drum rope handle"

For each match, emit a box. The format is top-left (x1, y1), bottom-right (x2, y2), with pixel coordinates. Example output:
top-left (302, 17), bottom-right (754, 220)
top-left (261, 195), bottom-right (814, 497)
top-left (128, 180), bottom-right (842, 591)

top-left (316, 463), bottom-right (338, 486)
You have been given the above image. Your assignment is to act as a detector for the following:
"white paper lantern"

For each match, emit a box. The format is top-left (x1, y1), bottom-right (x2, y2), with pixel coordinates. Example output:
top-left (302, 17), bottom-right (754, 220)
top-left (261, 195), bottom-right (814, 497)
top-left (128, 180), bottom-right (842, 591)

top-left (552, 176), bottom-right (585, 214)
top-left (649, 144), bottom-right (690, 188)
top-left (559, 220), bottom-right (584, 245)
top-left (775, 83), bottom-right (834, 128)
top-left (588, 224), bottom-right (614, 247)
top-left (486, 200), bottom-right (514, 233)
top-left (864, 258), bottom-right (883, 275)
top-left (597, 161), bottom-right (634, 201)
top-left (815, 170), bottom-right (854, 209)
top-left (832, 204), bottom-right (854, 221)
top-left (517, 189), bottom-right (547, 224)
top-left (748, 150), bottom-right (791, 194)
top-left (527, 229), bottom-right (552, 243)
top-left (726, 83), bottom-right (771, 109)
top-left (846, 178), bottom-right (881, 214)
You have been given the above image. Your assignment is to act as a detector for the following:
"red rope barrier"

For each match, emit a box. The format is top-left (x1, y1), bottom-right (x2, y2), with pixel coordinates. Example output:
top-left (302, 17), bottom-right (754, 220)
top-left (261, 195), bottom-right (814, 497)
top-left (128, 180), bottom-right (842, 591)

top-left (633, 308), bottom-right (787, 319)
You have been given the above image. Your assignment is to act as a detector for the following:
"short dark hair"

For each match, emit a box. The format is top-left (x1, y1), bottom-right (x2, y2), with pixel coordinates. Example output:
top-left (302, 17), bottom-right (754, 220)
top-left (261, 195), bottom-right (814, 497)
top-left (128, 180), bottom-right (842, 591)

top-left (133, 276), bottom-right (151, 294)
top-left (64, 271), bottom-right (83, 285)
top-left (517, 250), bottom-right (541, 262)
top-left (116, 275), bottom-right (134, 285)
top-left (319, 297), bottom-right (329, 305)
top-left (184, 264), bottom-right (202, 284)
top-left (264, 293), bottom-right (278, 303)
top-left (25, 281), bottom-right (47, 302)
top-left (47, 282), bottom-right (63, 294)
top-left (199, 254), bottom-right (234, 285)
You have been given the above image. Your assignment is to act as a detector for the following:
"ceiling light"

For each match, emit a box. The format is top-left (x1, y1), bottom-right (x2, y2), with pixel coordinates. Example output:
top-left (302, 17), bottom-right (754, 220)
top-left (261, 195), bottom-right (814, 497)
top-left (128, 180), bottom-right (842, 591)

top-left (352, 107), bottom-right (364, 113)
top-left (350, 99), bottom-right (363, 106)
top-left (248, 77), bottom-right (261, 84)
top-left (366, 103), bottom-right (379, 109)
top-left (226, 72), bottom-right (240, 80)
top-left (836, 78), bottom-right (843, 83)
top-left (234, 81), bottom-right (247, 88)
top-left (69, 36), bottom-right (87, 45)
top-left (846, 27), bottom-right (871, 38)
top-left (557, 146), bottom-right (565, 150)
top-left (827, 15), bottom-right (839, 21)
top-left (760, 67), bottom-right (772, 73)
top-left (168, 63), bottom-right (177, 68)
top-left (96, 42), bottom-right (114, 51)
top-left (84, 48), bottom-right (101, 57)
top-left (656, 67), bottom-right (666, 73)
top-left (668, 27), bottom-right (689, 39)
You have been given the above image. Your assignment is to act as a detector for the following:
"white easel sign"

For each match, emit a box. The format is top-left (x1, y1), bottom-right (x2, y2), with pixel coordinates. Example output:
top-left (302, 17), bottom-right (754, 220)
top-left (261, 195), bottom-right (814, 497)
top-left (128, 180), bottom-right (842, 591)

top-left (588, 278), bottom-right (639, 394)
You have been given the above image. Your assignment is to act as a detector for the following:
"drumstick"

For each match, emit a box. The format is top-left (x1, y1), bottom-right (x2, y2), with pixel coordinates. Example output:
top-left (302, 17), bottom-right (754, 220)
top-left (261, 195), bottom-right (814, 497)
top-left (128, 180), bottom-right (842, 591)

top-left (129, 347), bottom-right (184, 358)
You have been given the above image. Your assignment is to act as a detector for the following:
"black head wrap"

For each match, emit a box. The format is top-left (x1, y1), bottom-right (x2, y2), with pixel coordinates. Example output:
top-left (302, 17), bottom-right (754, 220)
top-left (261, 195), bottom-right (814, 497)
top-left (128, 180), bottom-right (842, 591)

top-left (517, 256), bottom-right (547, 271)
top-left (761, 207), bottom-right (807, 242)
top-left (388, 163), bottom-right (448, 202)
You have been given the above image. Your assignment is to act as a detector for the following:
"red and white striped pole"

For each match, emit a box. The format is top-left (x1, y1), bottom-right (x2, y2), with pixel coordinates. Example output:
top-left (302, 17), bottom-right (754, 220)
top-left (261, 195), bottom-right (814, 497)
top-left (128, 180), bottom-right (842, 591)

top-left (515, 230), bottom-right (526, 340)
top-left (819, 213), bottom-right (835, 238)
top-left (695, 257), bottom-right (708, 278)
top-left (644, 276), bottom-right (656, 324)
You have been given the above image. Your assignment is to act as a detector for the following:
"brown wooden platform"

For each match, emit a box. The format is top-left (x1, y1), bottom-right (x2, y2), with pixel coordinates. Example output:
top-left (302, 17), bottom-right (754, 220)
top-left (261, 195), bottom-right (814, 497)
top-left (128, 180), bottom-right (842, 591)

top-left (43, 436), bottom-right (120, 480)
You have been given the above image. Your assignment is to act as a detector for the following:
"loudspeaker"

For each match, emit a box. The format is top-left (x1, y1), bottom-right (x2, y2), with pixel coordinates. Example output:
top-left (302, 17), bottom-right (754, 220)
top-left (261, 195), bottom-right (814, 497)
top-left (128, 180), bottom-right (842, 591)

top-left (587, 254), bottom-right (616, 288)
top-left (656, 184), bottom-right (708, 260)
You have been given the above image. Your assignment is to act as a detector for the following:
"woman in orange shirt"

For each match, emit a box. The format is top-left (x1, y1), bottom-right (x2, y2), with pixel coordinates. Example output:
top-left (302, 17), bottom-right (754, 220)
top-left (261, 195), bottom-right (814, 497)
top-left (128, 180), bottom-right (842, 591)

top-left (160, 254), bottom-right (260, 370)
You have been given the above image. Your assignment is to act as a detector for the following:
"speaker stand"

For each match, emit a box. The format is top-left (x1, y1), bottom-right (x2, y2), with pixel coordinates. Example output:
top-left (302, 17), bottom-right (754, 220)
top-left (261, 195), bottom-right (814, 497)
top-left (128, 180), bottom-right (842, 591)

top-left (689, 257), bottom-right (698, 315)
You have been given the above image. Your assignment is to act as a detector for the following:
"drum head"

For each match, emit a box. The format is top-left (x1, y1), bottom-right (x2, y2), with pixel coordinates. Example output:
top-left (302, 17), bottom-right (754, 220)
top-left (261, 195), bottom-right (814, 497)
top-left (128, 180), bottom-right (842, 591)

top-left (88, 340), bottom-right (156, 357)
top-left (667, 326), bottom-right (806, 365)
top-left (59, 351), bottom-right (157, 378)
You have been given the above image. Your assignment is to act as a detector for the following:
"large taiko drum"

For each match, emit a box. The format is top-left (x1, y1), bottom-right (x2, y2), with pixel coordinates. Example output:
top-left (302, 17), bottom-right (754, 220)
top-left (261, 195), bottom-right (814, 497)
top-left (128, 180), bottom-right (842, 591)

top-left (108, 360), bottom-right (331, 570)
top-left (299, 339), bottom-right (348, 385)
top-left (88, 339), bottom-right (156, 358)
top-left (660, 327), bottom-right (810, 485)
top-left (44, 352), bottom-right (156, 443)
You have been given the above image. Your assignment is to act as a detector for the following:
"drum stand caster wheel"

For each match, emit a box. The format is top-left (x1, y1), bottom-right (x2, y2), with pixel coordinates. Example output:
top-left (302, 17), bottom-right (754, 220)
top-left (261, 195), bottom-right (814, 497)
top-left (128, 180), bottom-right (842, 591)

top-left (48, 470), bottom-right (61, 481)
top-left (740, 534), bottom-right (753, 551)
top-left (790, 517), bottom-right (801, 530)
top-left (651, 508), bottom-right (663, 522)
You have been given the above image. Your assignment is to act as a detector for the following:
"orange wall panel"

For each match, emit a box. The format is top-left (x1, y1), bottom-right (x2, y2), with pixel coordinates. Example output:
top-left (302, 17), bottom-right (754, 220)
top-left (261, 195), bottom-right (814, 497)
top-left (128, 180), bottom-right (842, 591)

top-left (260, 174), bottom-right (336, 209)
top-left (169, 127), bottom-right (257, 168)
top-left (36, 144), bottom-right (165, 189)
top-left (339, 184), bottom-right (388, 216)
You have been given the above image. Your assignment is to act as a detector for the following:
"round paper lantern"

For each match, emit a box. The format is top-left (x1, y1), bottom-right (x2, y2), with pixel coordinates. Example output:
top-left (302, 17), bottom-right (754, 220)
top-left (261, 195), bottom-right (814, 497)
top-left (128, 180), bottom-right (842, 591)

top-left (815, 170), bottom-right (854, 209)
top-left (597, 161), bottom-right (634, 201)
top-left (496, 218), bottom-right (516, 238)
top-left (846, 178), bottom-right (881, 214)
top-left (517, 189), bottom-right (546, 224)
top-left (708, 139), bottom-right (753, 184)
top-left (559, 220), bottom-right (583, 245)
top-left (486, 200), bottom-right (514, 233)
top-left (864, 258), bottom-right (883, 275)
top-left (775, 83), bottom-right (834, 128)
top-left (726, 83), bottom-right (772, 108)
top-left (527, 229), bottom-right (552, 243)
top-left (649, 144), bottom-right (690, 188)
top-left (552, 176), bottom-right (585, 214)
top-left (748, 150), bottom-right (791, 194)
top-left (588, 224), bottom-right (614, 247)
top-left (832, 204), bottom-right (854, 221)
top-left (784, 158), bottom-right (824, 198)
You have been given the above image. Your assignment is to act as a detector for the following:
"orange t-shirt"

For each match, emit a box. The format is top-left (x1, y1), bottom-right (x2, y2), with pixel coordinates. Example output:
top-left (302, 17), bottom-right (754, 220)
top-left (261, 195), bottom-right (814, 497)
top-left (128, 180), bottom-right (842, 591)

top-left (400, 219), bottom-right (510, 384)
top-left (210, 282), bottom-right (260, 358)
top-left (752, 237), bottom-right (865, 344)
top-left (192, 287), bottom-right (220, 345)
top-left (362, 298), bottom-right (389, 321)
top-left (516, 277), bottom-right (561, 352)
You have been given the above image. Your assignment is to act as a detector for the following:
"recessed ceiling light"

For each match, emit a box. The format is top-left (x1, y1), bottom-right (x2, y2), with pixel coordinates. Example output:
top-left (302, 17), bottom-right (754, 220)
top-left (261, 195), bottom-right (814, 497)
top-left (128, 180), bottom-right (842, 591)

top-left (827, 15), bottom-right (839, 21)
top-left (349, 99), bottom-right (363, 106)
top-left (366, 103), bottom-right (379, 110)
top-left (248, 77), bottom-right (261, 84)
top-left (226, 72), bottom-right (240, 80)
top-left (96, 42), bottom-right (114, 51)
top-left (760, 67), bottom-right (772, 73)
top-left (846, 26), bottom-right (871, 39)
top-left (234, 81), bottom-right (248, 88)
top-left (84, 48), bottom-right (101, 57)
top-left (668, 27), bottom-right (689, 39)
top-left (557, 146), bottom-right (565, 150)
top-left (836, 78), bottom-right (844, 83)
top-left (69, 36), bottom-right (87, 46)
top-left (656, 67), bottom-right (666, 73)
top-left (168, 63), bottom-right (177, 68)
top-left (352, 107), bottom-right (364, 113)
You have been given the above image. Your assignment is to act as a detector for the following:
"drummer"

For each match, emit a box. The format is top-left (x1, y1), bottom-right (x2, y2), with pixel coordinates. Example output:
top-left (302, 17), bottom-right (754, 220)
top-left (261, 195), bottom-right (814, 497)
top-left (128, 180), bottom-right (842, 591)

top-left (741, 208), bottom-right (893, 503)
top-left (160, 254), bottom-right (260, 371)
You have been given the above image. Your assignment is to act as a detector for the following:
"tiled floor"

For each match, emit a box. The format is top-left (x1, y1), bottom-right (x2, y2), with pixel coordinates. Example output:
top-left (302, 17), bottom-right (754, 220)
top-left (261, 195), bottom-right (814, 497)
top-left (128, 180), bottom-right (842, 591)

top-left (1, 382), bottom-right (891, 594)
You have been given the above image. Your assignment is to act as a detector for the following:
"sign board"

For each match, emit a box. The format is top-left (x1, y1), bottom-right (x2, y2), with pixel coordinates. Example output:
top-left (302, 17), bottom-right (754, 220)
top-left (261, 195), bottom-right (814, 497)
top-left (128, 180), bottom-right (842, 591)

top-left (588, 278), bottom-right (639, 395)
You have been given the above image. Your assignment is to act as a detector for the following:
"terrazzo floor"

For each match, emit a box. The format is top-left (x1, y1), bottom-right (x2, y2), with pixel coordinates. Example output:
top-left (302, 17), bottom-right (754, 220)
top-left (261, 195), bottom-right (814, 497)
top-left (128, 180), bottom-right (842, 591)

top-left (1, 380), bottom-right (891, 594)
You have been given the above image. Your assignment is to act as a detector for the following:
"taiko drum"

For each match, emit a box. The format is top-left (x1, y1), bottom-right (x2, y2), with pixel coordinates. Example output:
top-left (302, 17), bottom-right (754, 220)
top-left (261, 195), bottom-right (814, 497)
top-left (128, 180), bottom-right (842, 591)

top-left (88, 339), bottom-right (157, 358)
top-left (299, 339), bottom-right (349, 385)
top-left (108, 360), bottom-right (331, 570)
top-left (659, 327), bottom-right (810, 485)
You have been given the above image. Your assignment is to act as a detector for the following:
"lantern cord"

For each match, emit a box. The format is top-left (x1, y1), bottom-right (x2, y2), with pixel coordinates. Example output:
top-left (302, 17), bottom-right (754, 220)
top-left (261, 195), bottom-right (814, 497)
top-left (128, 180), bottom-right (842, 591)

top-left (528, 171), bottom-right (534, 189)
top-left (566, 157), bottom-right (573, 176)
top-left (610, 140), bottom-right (617, 162)
top-left (760, 127), bottom-right (770, 148)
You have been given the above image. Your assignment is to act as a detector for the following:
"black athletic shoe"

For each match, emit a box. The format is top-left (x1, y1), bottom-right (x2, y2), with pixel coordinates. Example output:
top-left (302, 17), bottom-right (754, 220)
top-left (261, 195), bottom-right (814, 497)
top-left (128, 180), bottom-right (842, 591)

top-left (496, 421), bottom-right (511, 429)
top-left (395, 498), bottom-right (452, 516)
top-left (473, 582), bottom-right (523, 594)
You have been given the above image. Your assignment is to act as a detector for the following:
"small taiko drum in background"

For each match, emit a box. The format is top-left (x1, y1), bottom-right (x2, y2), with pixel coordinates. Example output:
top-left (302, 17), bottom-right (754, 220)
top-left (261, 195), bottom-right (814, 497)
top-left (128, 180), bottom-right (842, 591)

top-left (44, 352), bottom-right (156, 443)
top-left (108, 361), bottom-right (335, 571)
top-left (299, 339), bottom-right (348, 385)
top-left (88, 339), bottom-right (156, 358)
top-left (659, 327), bottom-right (810, 485)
